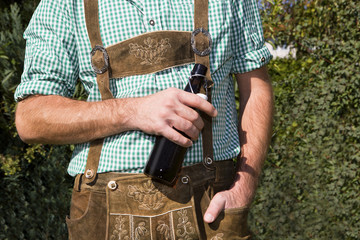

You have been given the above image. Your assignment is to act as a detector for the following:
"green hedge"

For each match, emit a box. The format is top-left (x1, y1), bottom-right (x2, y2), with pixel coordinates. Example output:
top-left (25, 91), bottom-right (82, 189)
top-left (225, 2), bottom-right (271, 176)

top-left (248, 1), bottom-right (360, 239)
top-left (1, 0), bottom-right (359, 239)
top-left (0, 2), bottom-right (73, 239)
top-left (0, 146), bottom-right (73, 239)
top-left (250, 57), bottom-right (360, 239)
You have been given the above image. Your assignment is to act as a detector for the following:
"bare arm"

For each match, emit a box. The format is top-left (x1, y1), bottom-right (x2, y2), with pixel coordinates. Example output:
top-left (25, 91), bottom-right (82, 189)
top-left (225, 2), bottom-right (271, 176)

top-left (15, 88), bottom-right (217, 146)
top-left (234, 65), bottom-right (274, 205)
top-left (204, 66), bottom-right (274, 223)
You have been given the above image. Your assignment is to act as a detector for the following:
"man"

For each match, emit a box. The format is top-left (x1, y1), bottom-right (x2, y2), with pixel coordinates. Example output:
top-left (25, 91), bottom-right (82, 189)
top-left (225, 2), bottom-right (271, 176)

top-left (15, 0), bottom-right (273, 239)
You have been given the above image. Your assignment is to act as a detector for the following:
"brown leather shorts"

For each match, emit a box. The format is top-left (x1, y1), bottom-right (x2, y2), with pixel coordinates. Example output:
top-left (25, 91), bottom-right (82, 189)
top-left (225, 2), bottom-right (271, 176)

top-left (66, 160), bottom-right (251, 240)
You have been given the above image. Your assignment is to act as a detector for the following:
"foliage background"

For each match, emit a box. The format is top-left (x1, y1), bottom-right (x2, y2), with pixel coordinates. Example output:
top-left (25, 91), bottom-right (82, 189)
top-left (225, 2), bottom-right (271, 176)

top-left (0, 0), bottom-right (359, 239)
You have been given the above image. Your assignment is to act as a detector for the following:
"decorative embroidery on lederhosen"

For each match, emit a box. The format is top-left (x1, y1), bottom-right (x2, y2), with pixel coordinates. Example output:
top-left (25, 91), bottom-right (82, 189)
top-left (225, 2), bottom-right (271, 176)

top-left (156, 220), bottom-right (171, 239)
top-left (134, 221), bottom-right (150, 239)
top-left (127, 179), bottom-right (165, 210)
top-left (176, 209), bottom-right (195, 239)
top-left (108, 178), bottom-right (199, 240)
top-left (110, 216), bottom-right (130, 240)
top-left (210, 233), bottom-right (224, 240)
top-left (129, 37), bottom-right (171, 65)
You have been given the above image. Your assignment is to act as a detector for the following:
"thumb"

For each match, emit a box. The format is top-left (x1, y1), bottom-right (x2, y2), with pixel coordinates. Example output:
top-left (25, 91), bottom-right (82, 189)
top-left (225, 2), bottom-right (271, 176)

top-left (203, 193), bottom-right (226, 223)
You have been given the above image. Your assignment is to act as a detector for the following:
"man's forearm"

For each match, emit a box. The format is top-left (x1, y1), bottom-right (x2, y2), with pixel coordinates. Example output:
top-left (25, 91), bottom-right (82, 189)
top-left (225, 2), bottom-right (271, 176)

top-left (203, 67), bottom-right (273, 223)
top-left (234, 66), bottom-right (274, 205)
top-left (15, 95), bottom-right (138, 144)
top-left (15, 88), bottom-right (217, 146)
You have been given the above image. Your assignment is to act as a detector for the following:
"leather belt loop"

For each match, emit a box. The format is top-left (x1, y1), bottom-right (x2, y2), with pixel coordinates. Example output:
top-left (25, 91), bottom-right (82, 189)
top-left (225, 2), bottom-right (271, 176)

top-left (74, 174), bottom-right (83, 192)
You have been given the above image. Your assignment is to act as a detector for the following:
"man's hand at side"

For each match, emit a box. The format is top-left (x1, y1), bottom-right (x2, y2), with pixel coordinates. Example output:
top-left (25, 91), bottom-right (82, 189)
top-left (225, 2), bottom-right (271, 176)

top-left (204, 66), bottom-right (274, 223)
top-left (15, 87), bottom-right (217, 145)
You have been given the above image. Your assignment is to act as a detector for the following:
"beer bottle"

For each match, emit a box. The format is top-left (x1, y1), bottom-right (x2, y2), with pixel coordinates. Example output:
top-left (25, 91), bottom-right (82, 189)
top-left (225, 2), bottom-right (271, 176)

top-left (144, 64), bottom-right (208, 185)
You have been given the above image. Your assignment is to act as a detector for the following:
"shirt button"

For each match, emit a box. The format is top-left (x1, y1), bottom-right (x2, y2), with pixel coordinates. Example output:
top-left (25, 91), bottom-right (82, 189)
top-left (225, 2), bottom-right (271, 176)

top-left (149, 19), bottom-right (155, 26)
top-left (261, 57), bottom-right (266, 62)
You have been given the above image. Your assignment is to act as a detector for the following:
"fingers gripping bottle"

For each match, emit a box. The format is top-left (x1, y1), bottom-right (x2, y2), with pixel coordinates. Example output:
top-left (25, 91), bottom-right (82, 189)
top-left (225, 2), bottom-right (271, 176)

top-left (144, 64), bottom-right (208, 186)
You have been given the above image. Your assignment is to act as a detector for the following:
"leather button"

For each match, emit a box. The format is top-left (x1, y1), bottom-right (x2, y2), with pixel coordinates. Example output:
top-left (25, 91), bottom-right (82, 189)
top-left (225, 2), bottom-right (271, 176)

top-left (108, 181), bottom-right (118, 190)
top-left (181, 176), bottom-right (189, 184)
top-left (85, 169), bottom-right (94, 179)
top-left (205, 157), bottom-right (213, 165)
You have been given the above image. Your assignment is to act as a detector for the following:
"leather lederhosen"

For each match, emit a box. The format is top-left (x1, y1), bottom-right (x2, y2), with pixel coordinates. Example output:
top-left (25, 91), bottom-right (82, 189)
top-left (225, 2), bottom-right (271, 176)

top-left (66, 0), bottom-right (251, 239)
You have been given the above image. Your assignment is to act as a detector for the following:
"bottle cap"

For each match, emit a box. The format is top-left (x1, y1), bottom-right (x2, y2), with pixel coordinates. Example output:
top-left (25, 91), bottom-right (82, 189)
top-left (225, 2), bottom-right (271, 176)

top-left (191, 64), bottom-right (207, 76)
top-left (196, 93), bottom-right (208, 101)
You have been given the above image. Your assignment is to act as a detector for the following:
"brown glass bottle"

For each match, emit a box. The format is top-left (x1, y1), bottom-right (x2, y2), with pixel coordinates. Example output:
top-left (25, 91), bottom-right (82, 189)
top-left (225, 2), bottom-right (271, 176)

top-left (144, 64), bottom-right (208, 185)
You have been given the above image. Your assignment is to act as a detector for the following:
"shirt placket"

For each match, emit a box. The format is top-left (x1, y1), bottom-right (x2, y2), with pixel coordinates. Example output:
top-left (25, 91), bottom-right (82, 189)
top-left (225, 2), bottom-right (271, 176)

top-left (142, 0), bottom-right (176, 91)
top-left (143, 0), bottom-right (162, 32)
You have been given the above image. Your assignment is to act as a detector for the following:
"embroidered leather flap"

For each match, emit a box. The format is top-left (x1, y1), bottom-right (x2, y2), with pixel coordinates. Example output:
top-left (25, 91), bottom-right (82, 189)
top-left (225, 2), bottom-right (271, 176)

top-left (96, 31), bottom-right (195, 79)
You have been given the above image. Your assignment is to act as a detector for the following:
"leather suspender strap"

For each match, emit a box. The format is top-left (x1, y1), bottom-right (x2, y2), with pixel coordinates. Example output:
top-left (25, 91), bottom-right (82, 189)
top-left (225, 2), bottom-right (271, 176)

top-left (193, 0), bottom-right (214, 168)
top-left (194, 0), bottom-right (212, 84)
top-left (83, 0), bottom-right (112, 184)
top-left (84, 0), bottom-right (113, 100)
top-left (83, 0), bottom-right (102, 49)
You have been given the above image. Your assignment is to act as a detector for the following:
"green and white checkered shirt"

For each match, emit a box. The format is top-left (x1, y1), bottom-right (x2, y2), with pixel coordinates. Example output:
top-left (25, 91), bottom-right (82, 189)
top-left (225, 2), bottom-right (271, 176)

top-left (15, 0), bottom-right (272, 176)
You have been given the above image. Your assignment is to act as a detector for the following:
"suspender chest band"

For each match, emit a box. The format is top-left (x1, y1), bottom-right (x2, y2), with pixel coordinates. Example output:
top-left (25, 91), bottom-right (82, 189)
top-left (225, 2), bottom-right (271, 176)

top-left (82, 0), bottom-right (214, 184)
top-left (91, 31), bottom-right (195, 79)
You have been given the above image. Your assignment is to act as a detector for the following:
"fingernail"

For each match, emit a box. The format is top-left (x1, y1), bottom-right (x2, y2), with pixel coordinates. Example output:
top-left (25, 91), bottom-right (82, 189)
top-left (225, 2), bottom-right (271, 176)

top-left (204, 213), bottom-right (214, 223)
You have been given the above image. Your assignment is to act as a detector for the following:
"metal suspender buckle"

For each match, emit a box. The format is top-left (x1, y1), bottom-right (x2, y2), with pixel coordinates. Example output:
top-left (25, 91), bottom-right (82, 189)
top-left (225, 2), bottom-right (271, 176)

top-left (191, 27), bottom-right (212, 56)
top-left (90, 45), bottom-right (110, 74)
